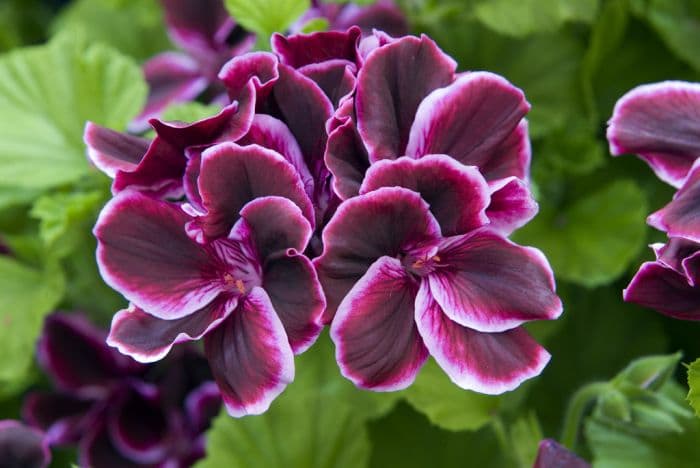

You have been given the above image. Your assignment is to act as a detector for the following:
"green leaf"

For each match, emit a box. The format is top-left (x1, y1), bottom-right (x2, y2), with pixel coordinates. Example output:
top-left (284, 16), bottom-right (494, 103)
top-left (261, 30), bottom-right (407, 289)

top-left (513, 180), bottom-right (647, 287)
top-left (51, 0), bottom-right (171, 61)
top-left (612, 353), bottom-right (682, 392)
top-left (508, 412), bottom-right (544, 467)
top-left (400, 359), bottom-right (500, 431)
top-left (161, 102), bottom-right (224, 123)
top-left (0, 33), bottom-right (147, 190)
top-left (686, 358), bottom-right (700, 418)
top-left (0, 257), bottom-right (64, 390)
top-left (198, 333), bottom-right (396, 468)
top-left (225, 0), bottom-right (310, 43)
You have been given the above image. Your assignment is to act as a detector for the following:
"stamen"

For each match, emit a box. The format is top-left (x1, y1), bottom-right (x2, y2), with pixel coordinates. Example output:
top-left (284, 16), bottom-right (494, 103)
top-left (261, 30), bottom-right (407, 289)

top-left (235, 279), bottom-right (246, 294)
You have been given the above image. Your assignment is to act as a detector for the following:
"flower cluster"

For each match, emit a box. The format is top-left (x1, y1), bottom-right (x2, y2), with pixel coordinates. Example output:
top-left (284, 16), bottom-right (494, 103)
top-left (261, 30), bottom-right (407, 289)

top-left (88, 27), bottom-right (561, 416)
top-left (608, 81), bottom-right (700, 319)
top-left (0, 420), bottom-right (50, 468)
top-left (23, 313), bottom-right (220, 466)
top-left (133, 0), bottom-right (407, 130)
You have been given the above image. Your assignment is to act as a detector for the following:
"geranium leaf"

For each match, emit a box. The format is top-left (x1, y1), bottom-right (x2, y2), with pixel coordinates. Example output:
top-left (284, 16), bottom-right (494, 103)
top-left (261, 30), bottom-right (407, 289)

top-left (687, 358), bottom-right (700, 418)
top-left (224, 0), bottom-right (309, 44)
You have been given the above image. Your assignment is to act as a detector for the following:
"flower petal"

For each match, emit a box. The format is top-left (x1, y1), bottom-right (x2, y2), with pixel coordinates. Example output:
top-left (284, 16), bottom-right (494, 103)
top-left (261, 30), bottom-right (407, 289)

top-left (204, 287), bottom-right (294, 417)
top-left (271, 27), bottom-right (361, 68)
top-left (534, 439), bottom-right (590, 468)
top-left (415, 284), bottom-right (550, 394)
top-left (647, 160), bottom-right (700, 243)
top-left (263, 252), bottom-right (325, 354)
top-left (356, 34), bottom-right (456, 161)
top-left (111, 135), bottom-right (184, 196)
top-left (331, 256), bottom-right (427, 391)
top-left (360, 155), bottom-right (490, 235)
top-left (429, 229), bottom-right (562, 332)
top-left (94, 191), bottom-right (224, 320)
top-left (185, 382), bottom-right (222, 433)
top-left (607, 81), bottom-right (700, 187)
top-left (299, 59), bottom-right (356, 108)
top-left (22, 393), bottom-right (93, 446)
top-left (107, 298), bottom-right (235, 363)
top-left (624, 261), bottom-right (700, 320)
top-left (314, 187), bottom-right (442, 322)
top-left (161, 0), bottom-right (232, 54)
top-left (188, 142), bottom-right (313, 241)
top-left (84, 122), bottom-right (148, 178)
top-left (0, 420), bottom-right (51, 468)
top-left (486, 177), bottom-right (538, 235)
top-left (331, 1), bottom-right (408, 37)
top-left (219, 51), bottom-right (280, 119)
top-left (405, 72), bottom-right (530, 179)
top-left (325, 116), bottom-right (370, 200)
top-left (481, 119), bottom-right (531, 181)
top-left (79, 421), bottom-right (140, 468)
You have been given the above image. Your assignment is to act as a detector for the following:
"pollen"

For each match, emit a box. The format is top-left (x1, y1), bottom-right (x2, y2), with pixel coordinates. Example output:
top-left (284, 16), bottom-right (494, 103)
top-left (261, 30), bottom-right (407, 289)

top-left (235, 279), bottom-right (246, 294)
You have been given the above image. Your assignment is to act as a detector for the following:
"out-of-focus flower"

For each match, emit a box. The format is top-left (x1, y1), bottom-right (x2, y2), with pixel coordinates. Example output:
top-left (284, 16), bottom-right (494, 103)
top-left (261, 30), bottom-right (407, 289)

top-left (533, 439), bottom-right (589, 468)
top-left (0, 420), bottom-right (51, 468)
top-left (23, 313), bottom-right (220, 467)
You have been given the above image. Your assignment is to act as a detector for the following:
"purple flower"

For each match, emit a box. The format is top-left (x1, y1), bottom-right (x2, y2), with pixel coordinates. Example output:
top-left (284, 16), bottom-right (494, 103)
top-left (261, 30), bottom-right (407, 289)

top-left (533, 439), bottom-right (589, 468)
top-left (94, 184), bottom-right (325, 415)
top-left (22, 313), bottom-right (219, 467)
top-left (608, 81), bottom-right (700, 320)
top-left (0, 420), bottom-right (51, 468)
top-left (314, 186), bottom-right (561, 392)
top-left (299, 0), bottom-right (407, 37)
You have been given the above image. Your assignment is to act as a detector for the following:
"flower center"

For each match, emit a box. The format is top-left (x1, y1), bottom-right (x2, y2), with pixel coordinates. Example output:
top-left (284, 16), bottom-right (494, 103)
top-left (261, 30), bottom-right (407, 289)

top-left (401, 243), bottom-right (442, 277)
top-left (213, 238), bottom-right (263, 297)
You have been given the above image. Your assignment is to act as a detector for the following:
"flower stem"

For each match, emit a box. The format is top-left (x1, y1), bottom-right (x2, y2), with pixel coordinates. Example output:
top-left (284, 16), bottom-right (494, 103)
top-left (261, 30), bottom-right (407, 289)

top-left (560, 382), bottom-right (609, 449)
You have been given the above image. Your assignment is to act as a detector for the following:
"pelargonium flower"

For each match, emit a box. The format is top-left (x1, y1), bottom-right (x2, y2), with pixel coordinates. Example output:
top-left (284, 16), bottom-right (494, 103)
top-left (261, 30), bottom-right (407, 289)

top-left (23, 313), bottom-right (219, 467)
top-left (533, 439), bottom-right (589, 468)
top-left (94, 182), bottom-right (325, 415)
top-left (0, 421), bottom-right (50, 468)
top-left (314, 186), bottom-right (561, 392)
top-left (608, 81), bottom-right (700, 319)
top-left (299, 0), bottom-right (407, 37)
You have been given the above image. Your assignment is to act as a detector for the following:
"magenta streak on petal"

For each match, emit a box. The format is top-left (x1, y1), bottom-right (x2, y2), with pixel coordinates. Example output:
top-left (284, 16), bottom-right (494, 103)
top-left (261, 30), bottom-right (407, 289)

top-left (94, 191), bottom-right (225, 320)
top-left (486, 177), bottom-right (538, 235)
top-left (325, 116), bottom-right (370, 200)
top-left (360, 155), bottom-right (491, 236)
top-left (415, 283), bottom-right (550, 394)
top-left (84, 122), bottom-right (149, 178)
top-left (647, 159), bottom-right (700, 243)
top-left (204, 287), bottom-right (294, 417)
top-left (331, 256), bottom-right (427, 391)
top-left (405, 72), bottom-right (530, 175)
top-left (607, 81), bottom-right (700, 188)
top-left (653, 237), bottom-right (700, 276)
top-left (624, 261), bottom-right (700, 320)
top-left (271, 26), bottom-right (362, 68)
top-left (428, 229), bottom-right (562, 333)
top-left (356, 34), bottom-right (456, 161)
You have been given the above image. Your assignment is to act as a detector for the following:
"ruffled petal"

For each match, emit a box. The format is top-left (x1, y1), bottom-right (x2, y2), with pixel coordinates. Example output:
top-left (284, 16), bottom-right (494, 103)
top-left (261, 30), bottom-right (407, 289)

top-left (84, 122), bottom-right (148, 178)
top-left (107, 298), bottom-right (235, 363)
top-left (219, 51), bottom-right (280, 119)
top-left (405, 72), bottom-right (530, 180)
top-left (299, 59), bottom-right (356, 108)
top-left (624, 261), bottom-right (700, 320)
top-left (185, 382), bottom-right (222, 433)
top-left (22, 393), bottom-right (93, 446)
top-left (486, 177), bottom-right (538, 235)
top-left (187, 143), bottom-right (313, 241)
top-left (0, 420), bottom-right (51, 468)
top-left (428, 229), bottom-right (562, 332)
top-left (271, 27), bottom-right (361, 68)
top-left (111, 136), bottom-right (184, 196)
top-left (360, 155), bottom-right (490, 235)
top-left (204, 287), bottom-right (294, 417)
top-left (331, 1), bottom-right (408, 37)
top-left (79, 421), bottom-right (141, 468)
top-left (331, 256), bottom-right (427, 391)
top-left (161, 0), bottom-right (232, 54)
top-left (263, 252), bottom-right (325, 354)
top-left (314, 187), bottom-right (442, 322)
top-left (647, 160), bottom-right (700, 243)
top-left (356, 35), bottom-right (456, 161)
top-left (94, 191), bottom-right (224, 320)
top-left (415, 284), bottom-right (550, 394)
top-left (607, 81), bottom-right (700, 187)
top-left (325, 116), bottom-right (370, 200)
top-left (481, 119), bottom-right (531, 181)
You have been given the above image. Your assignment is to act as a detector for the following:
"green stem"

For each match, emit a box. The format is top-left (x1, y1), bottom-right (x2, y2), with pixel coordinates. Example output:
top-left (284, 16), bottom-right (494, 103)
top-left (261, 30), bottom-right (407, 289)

top-left (560, 382), bottom-right (610, 449)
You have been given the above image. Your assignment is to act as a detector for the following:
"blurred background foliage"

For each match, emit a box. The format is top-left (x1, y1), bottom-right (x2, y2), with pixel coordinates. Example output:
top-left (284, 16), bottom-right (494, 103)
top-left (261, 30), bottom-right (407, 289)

top-left (1, 0), bottom-right (700, 466)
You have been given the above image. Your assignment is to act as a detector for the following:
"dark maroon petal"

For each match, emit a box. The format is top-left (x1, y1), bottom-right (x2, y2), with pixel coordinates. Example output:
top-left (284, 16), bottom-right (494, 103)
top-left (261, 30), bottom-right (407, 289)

top-left (534, 439), bottom-right (590, 468)
top-left (0, 420), bottom-right (51, 468)
top-left (415, 284), bottom-right (550, 394)
top-left (204, 287), bottom-right (294, 417)
top-left (79, 421), bottom-right (141, 468)
top-left (84, 122), bottom-right (148, 177)
top-left (238, 114), bottom-right (314, 197)
top-left (263, 252), bottom-right (324, 354)
top-left (236, 196), bottom-right (313, 261)
top-left (94, 191), bottom-right (224, 320)
top-left (219, 52), bottom-right (280, 119)
top-left (356, 35), bottom-right (456, 161)
top-left (325, 116), bottom-right (370, 200)
top-left (107, 298), bottom-right (235, 363)
top-left (360, 155), bottom-right (490, 235)
top-left (683, 250), bottom-right (700, 286)
top-left (187, 143), bottom-right (313, 241)
top-left (405, 72), bottom-right (530, 179)
top-left (331, 256), bottom-right (427, 390)
top-left (130, 52), bottom-right (208, 132)
top-left (486, 177), bottom-right (538, 235)
top-left (185, 381), bottom-right (222, 433)
top-left (331, 1), bottom-right (408, 37)
top-left (271, 27), bottom-right (361, 68)
top-left (608, 81), bottom-right (700, 188)
top-left (624, 261), bottom-right (700, 320)
top-left (648, 160), bottom-right (700, 243)
top-left (652, 237), bottom-right (700, 275)
top-left (480, 119), bottom-right (531, 181)
top-left (314, 187), bottom-right (442, 322)
top-left (22, 393), bottom-right (93, 445)
top-left (36, 313), bottom-right (139, 394)
top-left (161, 0), bottom-right (232, 53)
top-left (111, 135), bottom-right (184, 196)
top-left (299, 59), bottom-right (356, 108)
top-left (429, 229), bottom-right (562, 333)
